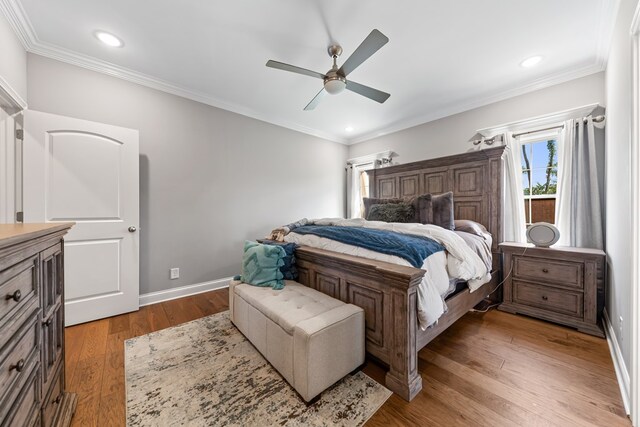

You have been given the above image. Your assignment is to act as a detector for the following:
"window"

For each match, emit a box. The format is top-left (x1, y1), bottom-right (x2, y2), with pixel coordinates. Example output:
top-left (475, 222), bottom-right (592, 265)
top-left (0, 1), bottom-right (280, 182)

top-left (521, 139), bottom-right (558, 225)
top-left (349, 162), bottom-right (373, 218)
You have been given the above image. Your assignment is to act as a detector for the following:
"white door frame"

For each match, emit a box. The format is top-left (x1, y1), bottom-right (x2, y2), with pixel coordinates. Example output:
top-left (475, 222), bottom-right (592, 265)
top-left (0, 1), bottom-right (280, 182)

top-left (0, 76), bottom-right (26, 224)
top-left (631, 3), bottom-right (640, 425)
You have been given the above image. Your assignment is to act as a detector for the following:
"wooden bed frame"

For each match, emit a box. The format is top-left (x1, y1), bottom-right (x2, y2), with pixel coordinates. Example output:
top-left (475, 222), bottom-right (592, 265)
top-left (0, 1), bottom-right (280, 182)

top-left (294, 146), bottom-right (506, 401)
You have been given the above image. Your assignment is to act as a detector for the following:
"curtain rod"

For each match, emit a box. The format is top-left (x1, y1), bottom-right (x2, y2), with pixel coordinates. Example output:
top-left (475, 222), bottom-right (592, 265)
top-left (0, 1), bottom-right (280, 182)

top-left (511, 114), bottom-right (605, 138)
top-left (472, 114), bottom-right (605, 145)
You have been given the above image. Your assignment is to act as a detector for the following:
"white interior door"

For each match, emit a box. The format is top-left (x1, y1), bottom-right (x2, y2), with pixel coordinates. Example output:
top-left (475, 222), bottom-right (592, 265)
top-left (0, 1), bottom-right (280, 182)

top-left (22, 110), bottom-right (139, 326)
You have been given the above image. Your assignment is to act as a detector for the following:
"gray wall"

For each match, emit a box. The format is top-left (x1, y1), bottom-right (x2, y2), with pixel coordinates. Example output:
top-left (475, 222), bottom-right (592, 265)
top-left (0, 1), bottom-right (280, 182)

top-left (604, 0), bottom-right (639, 370)
top-left (0, 12), bottom-right (27, 103)
top-left (348, 72), bottom-right (605, 163)
top-left (27, 54), bottom-right (347, 295)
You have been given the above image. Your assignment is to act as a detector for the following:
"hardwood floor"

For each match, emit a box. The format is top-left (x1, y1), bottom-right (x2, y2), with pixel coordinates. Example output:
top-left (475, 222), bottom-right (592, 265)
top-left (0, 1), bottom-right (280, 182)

top-left (64, 288), bottom-right (630, 426)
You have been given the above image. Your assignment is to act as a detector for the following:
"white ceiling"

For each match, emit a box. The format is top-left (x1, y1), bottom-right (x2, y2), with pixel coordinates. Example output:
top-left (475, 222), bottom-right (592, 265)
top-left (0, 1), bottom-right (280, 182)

top-left (2, 0), bottom-right (618, 144)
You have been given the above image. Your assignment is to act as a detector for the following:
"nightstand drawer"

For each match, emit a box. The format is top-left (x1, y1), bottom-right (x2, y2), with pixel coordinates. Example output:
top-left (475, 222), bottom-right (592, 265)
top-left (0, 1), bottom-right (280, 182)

top-left (513, 257), bottom-right (583, 288)
top-left (512, 280), bottom-right (583, 318)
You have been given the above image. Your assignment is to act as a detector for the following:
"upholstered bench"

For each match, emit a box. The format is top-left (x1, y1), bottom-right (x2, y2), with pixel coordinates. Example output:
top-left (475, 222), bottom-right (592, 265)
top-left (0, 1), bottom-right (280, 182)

top-left (229, 279), bottom-right (365, 402)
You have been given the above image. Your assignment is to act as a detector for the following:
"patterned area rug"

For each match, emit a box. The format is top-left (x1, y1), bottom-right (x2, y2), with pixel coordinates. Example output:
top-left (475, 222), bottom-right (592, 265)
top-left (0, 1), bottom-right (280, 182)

top-left (125, 311), bottom-right (391, 426)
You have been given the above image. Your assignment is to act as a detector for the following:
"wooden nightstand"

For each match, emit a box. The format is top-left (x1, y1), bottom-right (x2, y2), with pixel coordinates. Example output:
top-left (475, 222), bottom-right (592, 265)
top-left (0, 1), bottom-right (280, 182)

top-left (498, 242), bottom-right (606, 337)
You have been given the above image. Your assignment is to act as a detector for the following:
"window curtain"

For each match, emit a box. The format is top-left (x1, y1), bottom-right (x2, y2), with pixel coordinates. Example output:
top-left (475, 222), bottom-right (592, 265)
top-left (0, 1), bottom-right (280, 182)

top-left (555, 117), bottom-right (603, 249)
top-left (347, 163), bottom-right (372, 218)
top-left (503, 132), bottom-right (527, 242)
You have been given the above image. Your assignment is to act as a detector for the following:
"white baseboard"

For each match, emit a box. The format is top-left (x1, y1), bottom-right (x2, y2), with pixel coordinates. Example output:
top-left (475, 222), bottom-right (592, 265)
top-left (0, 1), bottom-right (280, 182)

top-left (139, 276), bottom-right (232, 307)
top-left (603, 308), bottom-right (631, 415)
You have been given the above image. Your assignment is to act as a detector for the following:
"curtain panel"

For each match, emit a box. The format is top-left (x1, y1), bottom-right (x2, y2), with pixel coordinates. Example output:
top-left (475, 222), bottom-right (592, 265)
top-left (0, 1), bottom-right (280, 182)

top-left (502, 132), bottom-right (527, 243)
top-left (347, 163), bottom-right (373, 218)
top-left (555, 117), bottom-right (604, 249)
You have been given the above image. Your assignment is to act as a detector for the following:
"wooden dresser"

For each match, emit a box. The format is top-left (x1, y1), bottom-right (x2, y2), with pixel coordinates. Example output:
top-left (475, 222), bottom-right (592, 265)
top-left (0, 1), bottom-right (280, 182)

top-left (499, 242), bottom-right (606, 337)
top-left (0, 224), bottom-right (76, 427)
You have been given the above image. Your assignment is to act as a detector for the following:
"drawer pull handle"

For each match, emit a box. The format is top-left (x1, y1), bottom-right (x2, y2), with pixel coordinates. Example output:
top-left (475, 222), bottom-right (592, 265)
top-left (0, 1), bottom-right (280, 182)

top-left (43, 318), bottom-right (53, 326)
top-left (542, 268), bottom-right (549, 273)
top-left (9, 359), bottom-right (25, 373)
top-left (52, 394), bottom-right (62, 405)
top-left (542, 295), bottom-right (548, 301)
top-left (5, 290), bottom-right (21, 302)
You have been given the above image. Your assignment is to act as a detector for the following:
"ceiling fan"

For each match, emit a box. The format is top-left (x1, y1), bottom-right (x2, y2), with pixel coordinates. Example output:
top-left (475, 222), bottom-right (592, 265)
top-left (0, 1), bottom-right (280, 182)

top-left (266, 29), bottom-right (391, 111)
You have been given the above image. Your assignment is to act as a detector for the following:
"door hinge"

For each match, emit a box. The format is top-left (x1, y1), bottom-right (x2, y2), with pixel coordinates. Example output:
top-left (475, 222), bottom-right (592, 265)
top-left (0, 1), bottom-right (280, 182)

top-left (15, 211), bottom-right (23, 222)
top-left (15, 129), bottom-right (23, 140)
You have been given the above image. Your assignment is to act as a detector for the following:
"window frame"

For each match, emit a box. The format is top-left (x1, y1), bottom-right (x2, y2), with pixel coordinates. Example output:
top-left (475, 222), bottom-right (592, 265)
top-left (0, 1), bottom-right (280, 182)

top-left (518, 135), bottom-right (560, 226)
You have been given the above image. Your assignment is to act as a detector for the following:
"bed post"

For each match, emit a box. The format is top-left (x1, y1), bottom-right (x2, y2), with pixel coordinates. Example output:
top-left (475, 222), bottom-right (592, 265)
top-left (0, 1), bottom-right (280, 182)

top-left (384, 283), bottom-right (422, 401)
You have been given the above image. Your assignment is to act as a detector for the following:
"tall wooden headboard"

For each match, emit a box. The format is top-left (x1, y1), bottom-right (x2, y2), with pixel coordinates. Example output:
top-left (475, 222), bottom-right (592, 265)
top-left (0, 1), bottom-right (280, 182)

top-left (366, 146), bottom-right (506, 268)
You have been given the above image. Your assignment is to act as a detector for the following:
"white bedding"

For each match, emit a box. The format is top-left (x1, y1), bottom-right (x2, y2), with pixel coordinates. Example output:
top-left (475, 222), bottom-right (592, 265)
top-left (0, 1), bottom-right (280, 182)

top-left (283, 218), bottom-right (491, 329)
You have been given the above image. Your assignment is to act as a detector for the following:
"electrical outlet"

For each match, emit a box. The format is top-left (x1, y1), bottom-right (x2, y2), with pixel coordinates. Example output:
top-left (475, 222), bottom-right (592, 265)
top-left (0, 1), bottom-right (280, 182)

top-left (170, 268), bottom-right (180, 280)
top-left (619, 316), bottom-right (623, 334)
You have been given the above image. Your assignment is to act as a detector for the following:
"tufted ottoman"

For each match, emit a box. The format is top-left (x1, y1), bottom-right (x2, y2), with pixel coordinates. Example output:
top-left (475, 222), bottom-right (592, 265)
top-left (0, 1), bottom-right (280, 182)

top-left (229, 279), bottom-right (365, 402)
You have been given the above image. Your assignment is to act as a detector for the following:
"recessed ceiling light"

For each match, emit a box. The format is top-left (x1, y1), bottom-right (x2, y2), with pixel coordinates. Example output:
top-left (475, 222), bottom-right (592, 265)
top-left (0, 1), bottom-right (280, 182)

top-left (520, 56), bottom-right (542, 68)
top-left (345, 126), bottom-right (354, 132)
top-left (95, 31), bottom-right (124, 48)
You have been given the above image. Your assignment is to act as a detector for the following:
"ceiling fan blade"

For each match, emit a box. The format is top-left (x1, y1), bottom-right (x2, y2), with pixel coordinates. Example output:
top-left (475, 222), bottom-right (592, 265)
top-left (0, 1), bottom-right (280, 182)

top-left (338, 29), bottom-right (389, 77)
top-left (304, 88), bottom-right (327, 111)
top-left (266, 60), bottom-right (326, 80)
top-left (346, 80), bottom-right (390, 103)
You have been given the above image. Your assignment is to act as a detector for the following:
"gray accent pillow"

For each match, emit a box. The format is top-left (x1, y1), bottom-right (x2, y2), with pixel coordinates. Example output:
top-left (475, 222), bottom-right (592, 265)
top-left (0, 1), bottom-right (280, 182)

top-left (429, 192), bottom-right (455, 230)
top-left (367, 203), bottom-right (416, 223)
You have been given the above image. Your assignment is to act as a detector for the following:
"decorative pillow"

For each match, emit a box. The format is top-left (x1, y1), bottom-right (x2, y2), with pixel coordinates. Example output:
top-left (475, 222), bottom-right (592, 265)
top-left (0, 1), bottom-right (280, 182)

top-left (367, 203), bottom-right (416, 223)
top-left (240, 241), bottom-right (286, 290)
top-left (429, 192), bottom-right (455, 230)
top-left (259, 240), bottom-right (299, 280)
top-left (454, 219), bottom-right (489, 238)
top-left (363, 197), bottom-right (404, 220)
top-left (363, 195), bottom-right (431, 223)
top-left (413, 194), bottom-right (432, 224)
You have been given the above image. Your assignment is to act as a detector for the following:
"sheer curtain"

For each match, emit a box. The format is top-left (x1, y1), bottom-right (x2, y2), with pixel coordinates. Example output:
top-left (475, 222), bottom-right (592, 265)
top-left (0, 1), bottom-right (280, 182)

top-left (555, 117), bottom-right (603, 249)
top-left (503, 132), bottom-right (527, 242)
top-left (347, 163), bottom-right (373, 218)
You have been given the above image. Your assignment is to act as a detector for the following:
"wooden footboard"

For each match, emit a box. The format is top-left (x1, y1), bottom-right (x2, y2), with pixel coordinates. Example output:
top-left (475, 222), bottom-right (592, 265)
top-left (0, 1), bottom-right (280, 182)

top-left (295, 246), bottom-right (425, 400)
top-left (295, 245), bottom-right (499, 401)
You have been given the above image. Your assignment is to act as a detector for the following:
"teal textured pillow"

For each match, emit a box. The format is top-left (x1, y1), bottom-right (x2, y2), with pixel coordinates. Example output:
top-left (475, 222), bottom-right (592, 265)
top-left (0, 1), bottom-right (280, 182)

top-left (240, 241), bottom-right (286, 290)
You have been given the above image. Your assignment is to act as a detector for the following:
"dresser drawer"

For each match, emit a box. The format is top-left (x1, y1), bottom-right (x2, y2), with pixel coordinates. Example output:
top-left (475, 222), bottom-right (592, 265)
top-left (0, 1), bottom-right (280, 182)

top-left (512, 280), bottom-right (584, 318)
top-left (0, 311), bottom-right (40, 406)
top-left (42, 363), bottom-right (64, 427)
top-left (1, 362), bottom-right (40, 427)
top-left (0, 255), bottom-right (38, 331)
top-left (513, 256), bottom-right (583, 288)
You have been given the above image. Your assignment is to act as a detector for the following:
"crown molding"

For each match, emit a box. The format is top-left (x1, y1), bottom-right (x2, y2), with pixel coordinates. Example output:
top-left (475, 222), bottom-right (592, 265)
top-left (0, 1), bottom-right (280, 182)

top-left (0, 0), bottom-right (618, 147)
top-left (346, 62), bottom-right (605, 145)
top-left (594, 0), bottom-right (622, 69)
top-left (0, 0), bottom-right (36, 50)
top-left (476, 103), bottom-right (601, 137)
top-left (26, 41), bottom-right (349, 144)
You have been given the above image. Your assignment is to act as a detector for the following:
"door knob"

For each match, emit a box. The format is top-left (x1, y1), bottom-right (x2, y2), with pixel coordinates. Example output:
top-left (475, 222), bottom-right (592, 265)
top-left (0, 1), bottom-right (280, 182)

top-left (128, 226), bottom-right (137, 233)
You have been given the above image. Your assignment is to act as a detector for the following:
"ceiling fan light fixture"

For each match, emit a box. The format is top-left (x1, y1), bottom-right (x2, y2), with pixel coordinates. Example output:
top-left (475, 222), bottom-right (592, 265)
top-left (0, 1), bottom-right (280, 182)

top-left (324, 77), bottom-right (346, 95)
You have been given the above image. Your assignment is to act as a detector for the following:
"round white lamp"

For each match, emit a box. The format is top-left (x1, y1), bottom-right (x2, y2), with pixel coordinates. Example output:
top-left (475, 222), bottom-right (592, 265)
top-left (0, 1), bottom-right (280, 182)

top-left (526, 222), bottom-right (560, 247)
